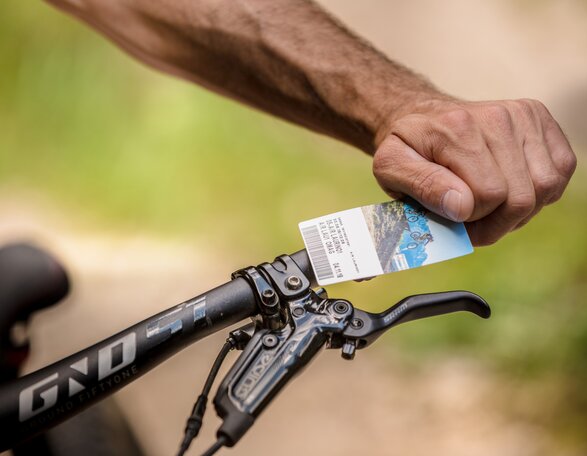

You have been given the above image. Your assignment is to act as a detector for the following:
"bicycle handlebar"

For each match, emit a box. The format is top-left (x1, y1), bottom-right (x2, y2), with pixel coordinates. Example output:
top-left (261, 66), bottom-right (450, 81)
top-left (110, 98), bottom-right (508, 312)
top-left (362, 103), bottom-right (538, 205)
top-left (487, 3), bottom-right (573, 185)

top-left (0, 248), bottom-right (490, 454)
top-left (0, 249), bottom-right (313, 450)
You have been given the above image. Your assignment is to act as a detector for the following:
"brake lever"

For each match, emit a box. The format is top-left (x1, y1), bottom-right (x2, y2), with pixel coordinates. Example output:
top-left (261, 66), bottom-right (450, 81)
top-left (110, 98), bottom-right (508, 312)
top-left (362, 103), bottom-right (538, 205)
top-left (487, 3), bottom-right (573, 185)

top-left (341, 291), bottom-right (490, 355)
top-left (213, 292), bottom-right (353, 447)
top-left (212, 257), bottom-right (490, 450)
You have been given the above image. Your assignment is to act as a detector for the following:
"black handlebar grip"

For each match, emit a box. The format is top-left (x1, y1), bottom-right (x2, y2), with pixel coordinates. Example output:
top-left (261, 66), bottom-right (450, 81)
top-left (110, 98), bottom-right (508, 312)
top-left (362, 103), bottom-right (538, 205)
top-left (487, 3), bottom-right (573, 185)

top-left (0, 243), bottom-right (70, 334)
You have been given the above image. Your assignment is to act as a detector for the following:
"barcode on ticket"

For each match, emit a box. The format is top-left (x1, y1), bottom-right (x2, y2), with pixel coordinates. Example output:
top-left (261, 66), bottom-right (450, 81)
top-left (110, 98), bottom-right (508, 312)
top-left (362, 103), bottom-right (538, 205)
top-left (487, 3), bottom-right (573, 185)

top-left (300, 225), bottom-right (334, 281)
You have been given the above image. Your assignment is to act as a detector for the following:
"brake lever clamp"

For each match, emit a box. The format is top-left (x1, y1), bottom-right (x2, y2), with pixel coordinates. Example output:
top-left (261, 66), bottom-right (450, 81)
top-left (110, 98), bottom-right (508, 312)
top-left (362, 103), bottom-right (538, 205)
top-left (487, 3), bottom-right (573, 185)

top-left (212, 288), bottom-right (353, 448)
top-left (232, 255), bottom-right (314, 332)
top-left (231, 266), bottom-right (284, 330)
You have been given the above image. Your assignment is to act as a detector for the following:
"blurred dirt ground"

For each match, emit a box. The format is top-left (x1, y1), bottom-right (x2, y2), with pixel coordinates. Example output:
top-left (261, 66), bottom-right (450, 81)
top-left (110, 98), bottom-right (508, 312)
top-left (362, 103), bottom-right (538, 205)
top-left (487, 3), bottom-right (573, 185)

top-left (2, 0), bottom-right (587, 455)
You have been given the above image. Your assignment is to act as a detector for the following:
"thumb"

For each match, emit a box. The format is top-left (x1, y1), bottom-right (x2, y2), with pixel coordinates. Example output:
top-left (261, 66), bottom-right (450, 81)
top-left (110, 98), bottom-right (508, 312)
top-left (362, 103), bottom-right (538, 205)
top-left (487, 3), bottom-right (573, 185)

top-left (373, 135), bottom-right (475, 222)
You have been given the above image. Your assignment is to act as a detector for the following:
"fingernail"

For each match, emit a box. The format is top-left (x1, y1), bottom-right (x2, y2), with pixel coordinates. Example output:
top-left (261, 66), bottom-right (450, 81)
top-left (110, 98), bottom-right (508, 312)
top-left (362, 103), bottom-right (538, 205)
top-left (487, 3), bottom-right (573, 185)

top-left (442, 189), bottom-right (463, 221)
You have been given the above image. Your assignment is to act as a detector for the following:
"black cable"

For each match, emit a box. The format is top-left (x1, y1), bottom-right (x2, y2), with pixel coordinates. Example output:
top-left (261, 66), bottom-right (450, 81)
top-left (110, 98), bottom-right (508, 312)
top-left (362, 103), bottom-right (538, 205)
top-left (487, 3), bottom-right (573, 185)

top-left (176, 339), bottom-right (234, 456)
top-left (201, 435), bottom-right (228, 456)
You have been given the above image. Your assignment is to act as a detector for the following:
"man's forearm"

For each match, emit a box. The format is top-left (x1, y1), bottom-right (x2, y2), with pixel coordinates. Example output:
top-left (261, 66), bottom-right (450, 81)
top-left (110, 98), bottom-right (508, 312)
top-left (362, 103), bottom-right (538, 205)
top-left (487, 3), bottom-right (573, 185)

top-left (45, 0), bottom-right (440, 153)
top-left (44, 0), bottom-right (576, 246)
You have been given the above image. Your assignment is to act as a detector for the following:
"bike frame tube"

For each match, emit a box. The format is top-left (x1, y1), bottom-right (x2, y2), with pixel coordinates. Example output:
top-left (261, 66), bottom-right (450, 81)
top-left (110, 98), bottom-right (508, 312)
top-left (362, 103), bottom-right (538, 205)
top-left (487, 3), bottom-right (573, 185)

top-left (0, 249), bottom-right (314, 450)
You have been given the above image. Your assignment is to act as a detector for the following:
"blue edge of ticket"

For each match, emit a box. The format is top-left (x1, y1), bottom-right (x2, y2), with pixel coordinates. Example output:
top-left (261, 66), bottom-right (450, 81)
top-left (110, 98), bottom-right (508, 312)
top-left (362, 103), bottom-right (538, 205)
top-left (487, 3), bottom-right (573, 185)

top-left (298, 200), bottom-right (473, 286)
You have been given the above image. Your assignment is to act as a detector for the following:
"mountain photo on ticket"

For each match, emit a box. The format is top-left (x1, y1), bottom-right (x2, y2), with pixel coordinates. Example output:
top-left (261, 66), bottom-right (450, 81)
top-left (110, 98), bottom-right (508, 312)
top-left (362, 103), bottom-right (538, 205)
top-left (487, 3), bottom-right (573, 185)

top-left (361, 200), bottom-right (473, 273)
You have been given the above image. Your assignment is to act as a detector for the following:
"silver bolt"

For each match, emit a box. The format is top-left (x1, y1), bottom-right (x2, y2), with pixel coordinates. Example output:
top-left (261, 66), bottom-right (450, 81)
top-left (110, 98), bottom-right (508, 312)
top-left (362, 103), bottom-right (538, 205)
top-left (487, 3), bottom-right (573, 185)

top-left (261, 288), bottom-right (276, 304)
top-left (285, 275), bottom-right (302, 290)
top-left (292, 307), bottom-right (305, 318)
top-left (350, 318), bottom-right (364, 329)
top-left (262, 334), bottom-right (279, 349)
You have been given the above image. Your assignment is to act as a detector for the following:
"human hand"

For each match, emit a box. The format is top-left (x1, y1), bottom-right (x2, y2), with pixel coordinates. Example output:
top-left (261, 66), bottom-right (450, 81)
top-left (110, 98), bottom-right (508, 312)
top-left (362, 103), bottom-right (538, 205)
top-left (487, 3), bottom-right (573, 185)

top-left (372, 98), bottom-right (576, 246)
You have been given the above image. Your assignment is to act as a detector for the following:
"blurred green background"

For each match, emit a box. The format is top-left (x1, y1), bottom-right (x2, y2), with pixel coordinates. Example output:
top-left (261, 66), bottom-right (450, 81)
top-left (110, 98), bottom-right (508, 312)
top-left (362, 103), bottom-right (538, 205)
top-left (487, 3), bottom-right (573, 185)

top-left (1, 0), bottom-right (586, 451)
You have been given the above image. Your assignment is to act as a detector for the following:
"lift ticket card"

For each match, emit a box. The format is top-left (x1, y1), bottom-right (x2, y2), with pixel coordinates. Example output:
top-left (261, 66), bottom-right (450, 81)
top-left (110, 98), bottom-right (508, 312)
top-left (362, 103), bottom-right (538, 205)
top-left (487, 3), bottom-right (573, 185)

top-left (298, 200), bottom-right (473, 286)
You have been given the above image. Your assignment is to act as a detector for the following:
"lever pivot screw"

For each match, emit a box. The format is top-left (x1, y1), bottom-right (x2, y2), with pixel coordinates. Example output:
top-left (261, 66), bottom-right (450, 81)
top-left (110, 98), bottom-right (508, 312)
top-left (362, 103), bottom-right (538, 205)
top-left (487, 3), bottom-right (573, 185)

top-left (262, 334), bottom-right (279, 349)
top-left (350, 318), bottom-right (364, 329)
top-left (285, 275), bottom-right (302, 290)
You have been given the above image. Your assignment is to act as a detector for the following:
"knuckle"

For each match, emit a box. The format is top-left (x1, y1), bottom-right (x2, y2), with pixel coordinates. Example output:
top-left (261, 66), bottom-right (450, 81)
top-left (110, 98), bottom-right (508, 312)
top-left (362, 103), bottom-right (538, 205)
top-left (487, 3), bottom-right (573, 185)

top-left (533, 173), bottom-right (561, 198)
top-left (372, 146), bottom-right (397, 179)
top-left (477, 182), bottom-right (508, 207)
top-left (557, 150), bottom-right (578, 179)
top-left (484, 104), bottom-right (513, 131)
top-left (410, 167), bottom-right (444, 203)
top-left (518, 98), bottom-right (539, 113)
top-left (372, 151), bottom-right (387, 177)
top-left (441, 108), bottom-right (475, 134)
top-left (546, 188), bottom-right (564, 205)
top-left (507, 191), bottom-right (536, 218)
top-left (530, 99), bottom-right (548, 115)
top-left (512, 98), bottom-right (539, 123)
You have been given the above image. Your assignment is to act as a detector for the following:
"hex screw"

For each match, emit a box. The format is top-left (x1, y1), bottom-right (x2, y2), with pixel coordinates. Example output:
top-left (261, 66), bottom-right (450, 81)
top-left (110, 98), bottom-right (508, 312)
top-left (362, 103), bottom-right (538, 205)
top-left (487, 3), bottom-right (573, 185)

top-left (350, 318), bottom-right (364, 329)
top-left (285, 275), bottom-right (302, 290)
top-left (292, 307), bottom-right (305, 318)
top-left (261, 288), bottom-right (276, 304)
top-left (333, 301), bottom-right (349, 315)
top-left (262, 334), bottom-right (279, 349)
